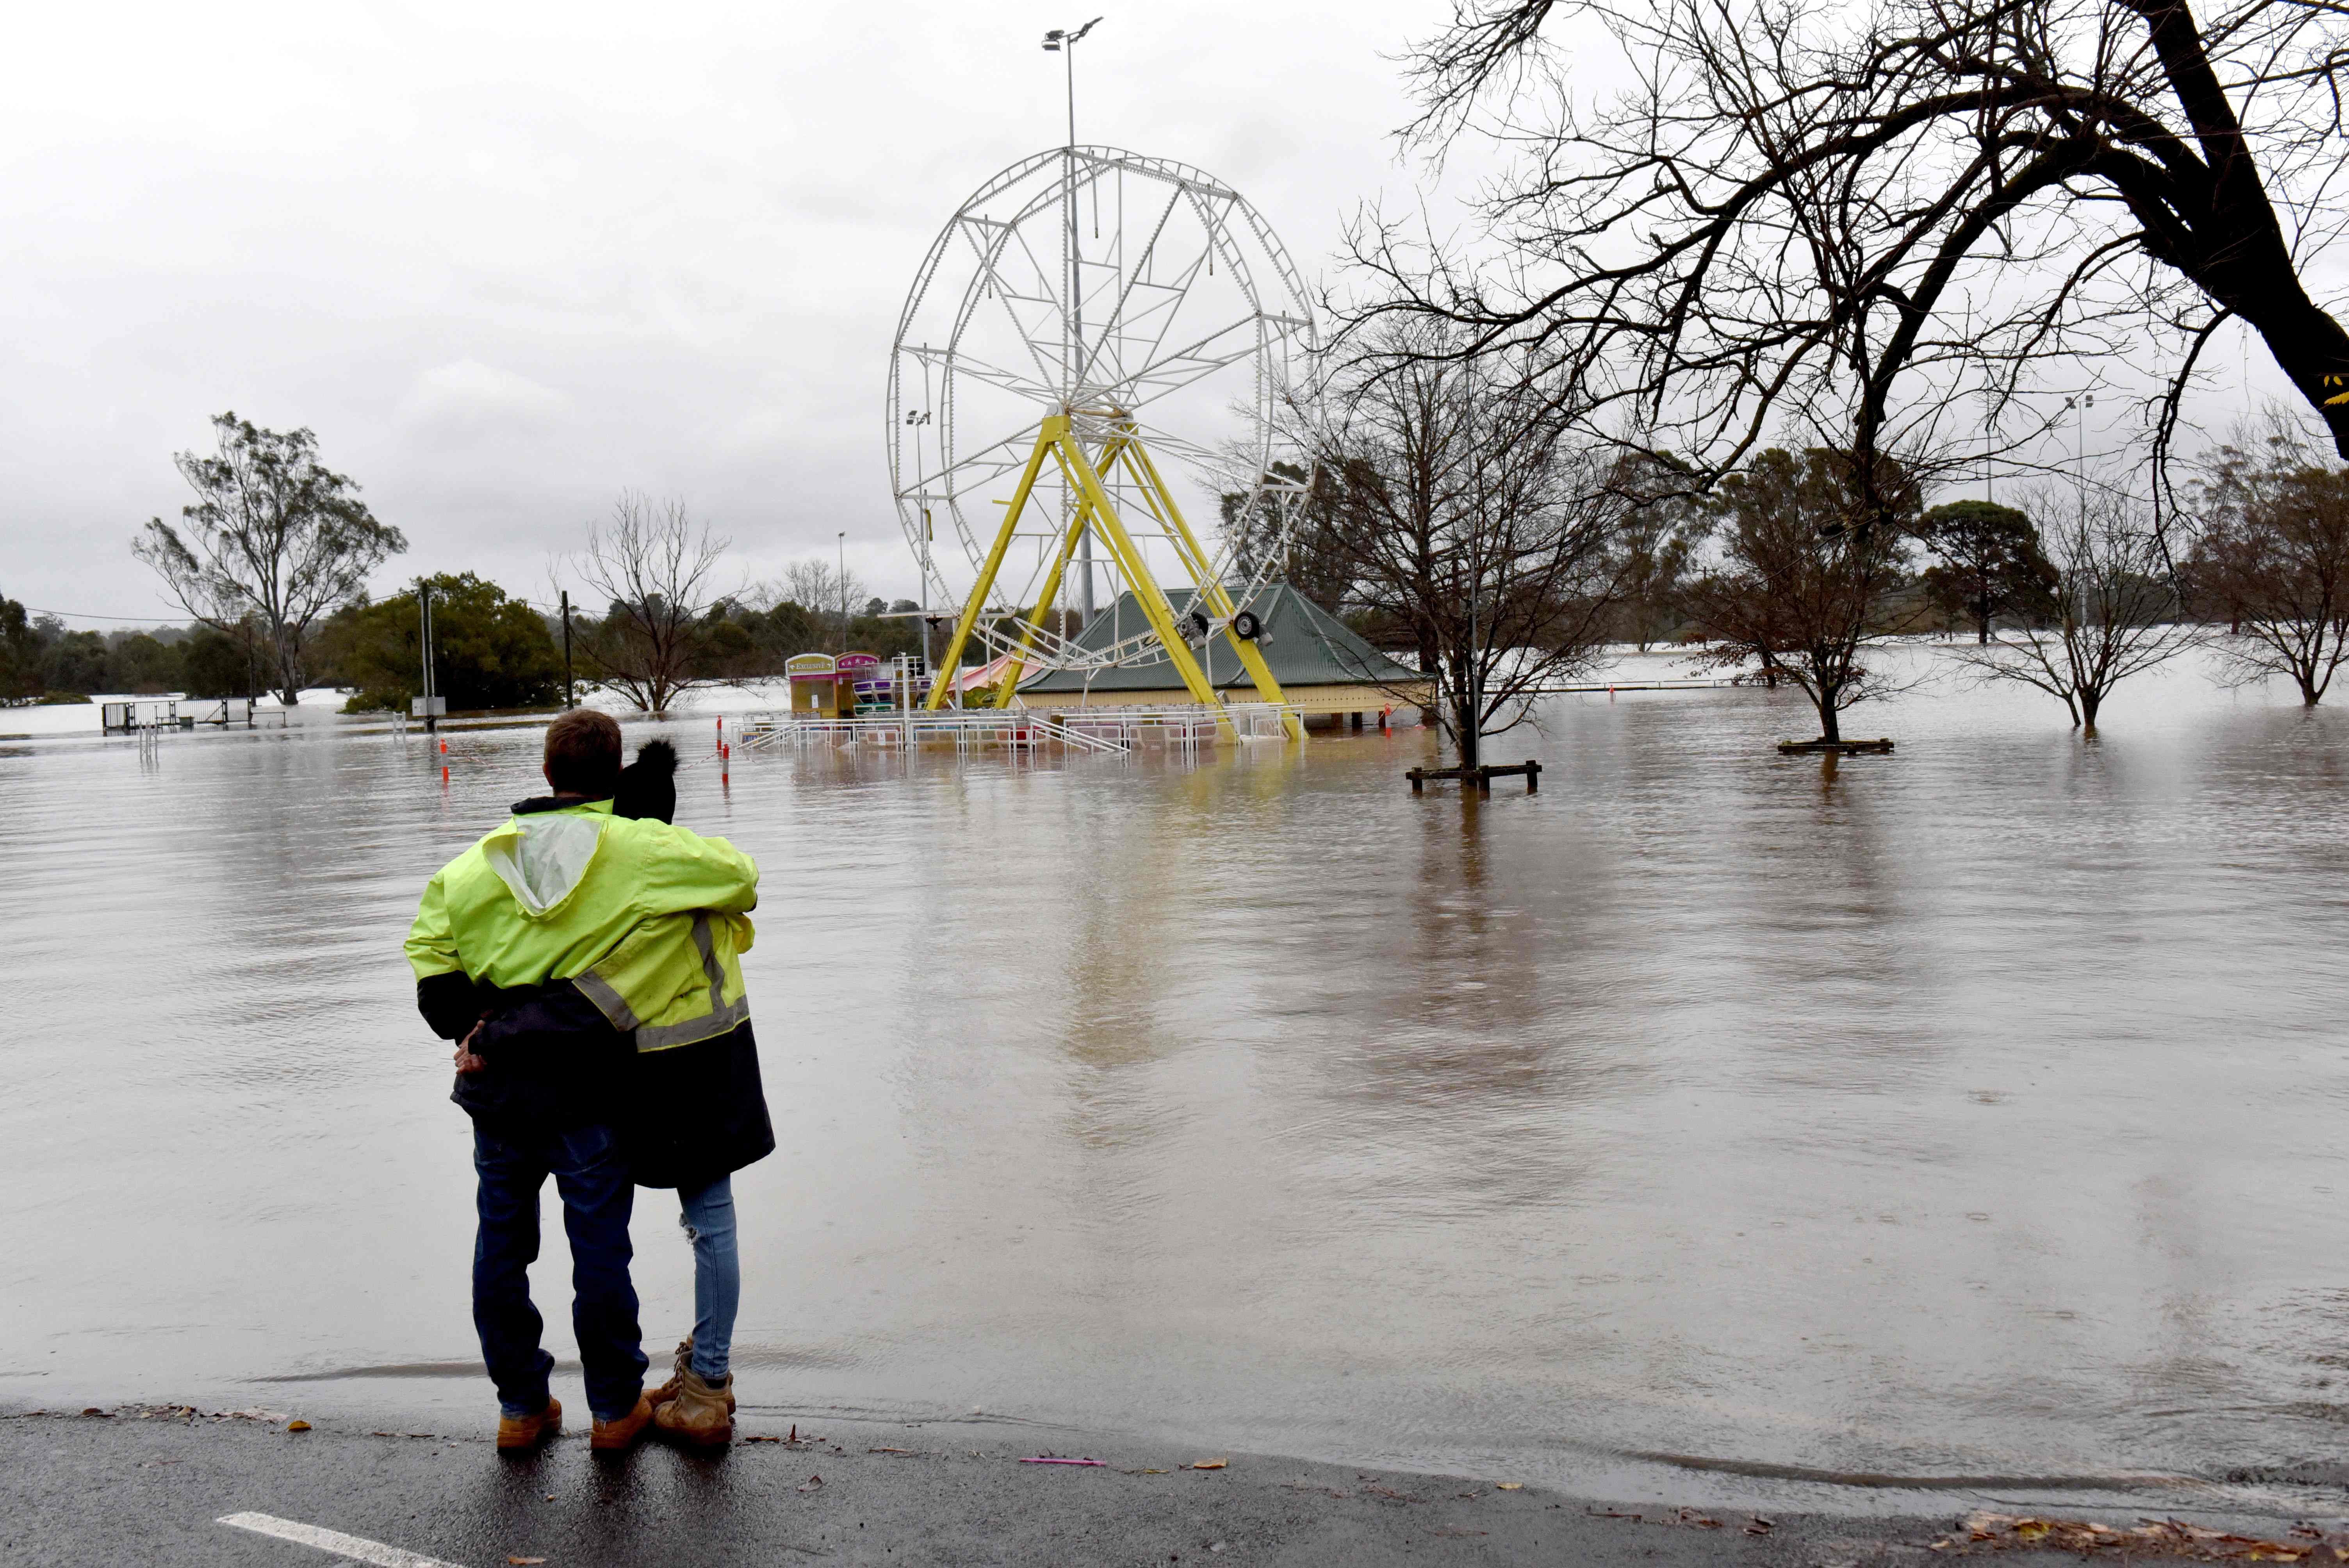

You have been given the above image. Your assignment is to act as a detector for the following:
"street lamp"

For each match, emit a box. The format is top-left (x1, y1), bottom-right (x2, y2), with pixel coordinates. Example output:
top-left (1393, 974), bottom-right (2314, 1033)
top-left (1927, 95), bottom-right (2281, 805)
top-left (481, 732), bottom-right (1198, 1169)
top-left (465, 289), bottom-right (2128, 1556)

top-left (1044, 17), bottom-right (1104, 625)
top-left (906, 409), bottom-right (936, 681)
top-left (2063, 393), bottom-right (2096, 519)
top-left (837, 530), bottom-right (848, 656)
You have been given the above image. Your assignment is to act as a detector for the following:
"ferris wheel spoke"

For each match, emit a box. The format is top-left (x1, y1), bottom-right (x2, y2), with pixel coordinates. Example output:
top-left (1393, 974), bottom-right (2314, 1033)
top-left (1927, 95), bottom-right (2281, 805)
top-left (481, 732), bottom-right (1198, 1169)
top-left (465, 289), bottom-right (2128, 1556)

top-left (954, 219), bottom-right (1068, 394)
top-left (1075, 185), bottom-right (1186, 389)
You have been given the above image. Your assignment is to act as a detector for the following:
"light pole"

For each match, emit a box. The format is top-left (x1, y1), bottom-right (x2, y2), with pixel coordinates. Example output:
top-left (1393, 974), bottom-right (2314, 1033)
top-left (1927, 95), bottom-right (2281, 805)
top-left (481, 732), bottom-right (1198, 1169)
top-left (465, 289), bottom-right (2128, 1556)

top-left (906, 408), bottom-right (936, 684)
top-left (2063, 393), bottom-right (2095, 521)
top-left (837, 530), bottom-right (848, 655)
top-left (1044, 16), bottom-right (1104, 626)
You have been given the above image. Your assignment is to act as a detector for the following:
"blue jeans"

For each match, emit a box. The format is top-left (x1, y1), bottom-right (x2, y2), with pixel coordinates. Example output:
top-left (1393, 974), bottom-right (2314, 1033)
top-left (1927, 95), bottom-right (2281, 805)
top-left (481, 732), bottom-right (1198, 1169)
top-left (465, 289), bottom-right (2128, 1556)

top-left (472, 1123), bottom-right (647, 1422)
top-left (677, 1175), bottom-right (738, 1381)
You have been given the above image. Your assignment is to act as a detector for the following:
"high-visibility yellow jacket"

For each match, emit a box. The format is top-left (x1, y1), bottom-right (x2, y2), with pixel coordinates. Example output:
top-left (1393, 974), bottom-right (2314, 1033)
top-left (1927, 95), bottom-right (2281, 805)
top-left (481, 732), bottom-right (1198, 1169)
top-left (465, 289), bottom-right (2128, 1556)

top-left (406, 799), bottom-right (759, 1052)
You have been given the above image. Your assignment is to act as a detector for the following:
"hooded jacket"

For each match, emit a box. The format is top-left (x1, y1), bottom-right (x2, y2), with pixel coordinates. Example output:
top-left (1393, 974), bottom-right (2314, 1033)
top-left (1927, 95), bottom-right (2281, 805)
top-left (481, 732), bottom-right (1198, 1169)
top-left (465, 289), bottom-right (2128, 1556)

top-left (406, 797), bottom-right (759, 1139)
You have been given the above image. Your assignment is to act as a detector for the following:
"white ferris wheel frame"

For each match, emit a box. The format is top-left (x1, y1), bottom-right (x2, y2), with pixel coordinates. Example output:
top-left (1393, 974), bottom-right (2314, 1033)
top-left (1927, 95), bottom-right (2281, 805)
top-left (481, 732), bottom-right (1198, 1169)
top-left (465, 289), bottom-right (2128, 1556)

top-left (886, 145), bottom-right (1318, 678)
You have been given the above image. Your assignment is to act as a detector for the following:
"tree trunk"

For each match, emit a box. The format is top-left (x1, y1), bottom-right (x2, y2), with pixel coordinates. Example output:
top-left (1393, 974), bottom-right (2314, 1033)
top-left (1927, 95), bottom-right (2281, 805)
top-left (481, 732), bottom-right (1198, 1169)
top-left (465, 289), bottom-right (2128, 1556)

top-left (2078, 688), bottom-right (2100, 729)
top-left (1816, 693), bottom-right (1841, 743)
top-left (1977, 589), bottom-right (1991, 645)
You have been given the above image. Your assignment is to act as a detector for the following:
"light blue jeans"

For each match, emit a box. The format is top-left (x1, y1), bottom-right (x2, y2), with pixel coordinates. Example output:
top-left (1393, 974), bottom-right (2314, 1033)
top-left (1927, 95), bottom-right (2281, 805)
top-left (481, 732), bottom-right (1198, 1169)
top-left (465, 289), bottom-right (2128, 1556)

top-left (677, 1175), bottom-right (738, 1382)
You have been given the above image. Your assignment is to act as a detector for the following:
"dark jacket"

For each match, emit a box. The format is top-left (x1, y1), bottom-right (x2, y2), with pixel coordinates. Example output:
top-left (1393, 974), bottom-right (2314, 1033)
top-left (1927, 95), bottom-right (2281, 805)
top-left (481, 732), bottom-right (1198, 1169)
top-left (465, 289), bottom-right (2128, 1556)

top-left (419, 740), bottom-right (775, 1187)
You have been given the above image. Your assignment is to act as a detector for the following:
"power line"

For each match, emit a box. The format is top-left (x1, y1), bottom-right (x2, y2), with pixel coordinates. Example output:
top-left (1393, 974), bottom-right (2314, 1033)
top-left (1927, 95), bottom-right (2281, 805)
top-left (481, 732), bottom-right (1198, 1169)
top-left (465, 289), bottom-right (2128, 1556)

top-left (20, 605), bottom-right (196, 626)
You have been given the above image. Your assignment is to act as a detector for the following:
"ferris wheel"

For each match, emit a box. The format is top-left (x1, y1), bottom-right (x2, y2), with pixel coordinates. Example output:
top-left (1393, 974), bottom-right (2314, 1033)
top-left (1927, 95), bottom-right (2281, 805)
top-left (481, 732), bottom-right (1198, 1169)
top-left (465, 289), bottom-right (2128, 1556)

top-left (886, 145), bottom-right (1317, 710)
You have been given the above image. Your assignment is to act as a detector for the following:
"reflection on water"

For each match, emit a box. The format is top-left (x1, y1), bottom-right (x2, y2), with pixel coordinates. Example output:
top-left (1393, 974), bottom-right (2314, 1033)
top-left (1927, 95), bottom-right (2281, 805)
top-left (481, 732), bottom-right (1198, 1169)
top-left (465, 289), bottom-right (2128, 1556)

top-left (4, 650), bottom-right (2348, 1504)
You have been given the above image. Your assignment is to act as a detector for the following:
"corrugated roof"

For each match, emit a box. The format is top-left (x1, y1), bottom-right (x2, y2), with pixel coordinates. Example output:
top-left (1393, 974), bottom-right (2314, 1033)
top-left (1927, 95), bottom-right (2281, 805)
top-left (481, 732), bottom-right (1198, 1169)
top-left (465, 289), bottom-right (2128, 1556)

top-left (1021, 582), bottom-right (1425, 693)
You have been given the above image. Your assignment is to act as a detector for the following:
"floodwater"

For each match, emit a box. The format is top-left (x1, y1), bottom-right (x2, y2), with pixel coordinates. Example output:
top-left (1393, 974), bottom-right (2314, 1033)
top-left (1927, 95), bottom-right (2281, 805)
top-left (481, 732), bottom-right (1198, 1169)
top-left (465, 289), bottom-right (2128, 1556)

top-left (5, 648), bottom-right (2348, 1512)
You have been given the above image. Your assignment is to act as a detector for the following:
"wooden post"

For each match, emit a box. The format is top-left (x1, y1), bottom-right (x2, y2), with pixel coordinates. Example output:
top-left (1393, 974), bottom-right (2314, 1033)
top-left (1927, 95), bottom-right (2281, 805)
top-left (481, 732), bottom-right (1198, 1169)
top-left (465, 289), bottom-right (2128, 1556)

top-left (1524, 759), bottom-right (1541, 793)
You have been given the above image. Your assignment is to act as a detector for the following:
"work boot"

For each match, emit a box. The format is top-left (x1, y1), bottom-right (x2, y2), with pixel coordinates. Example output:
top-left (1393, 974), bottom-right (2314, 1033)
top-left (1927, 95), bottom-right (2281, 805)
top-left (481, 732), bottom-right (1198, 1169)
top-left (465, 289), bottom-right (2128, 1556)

top-left (651, 1367), bottom-right (733, 1447)
top-left (650, 1339), bottom-right (735, 1413)
top-left (589, 1394), bottom-right (654, 1452)
top-left (648, 1339), bottom-right (693, 1408)
top-left (495, 1397), bottom-right (561, 1451)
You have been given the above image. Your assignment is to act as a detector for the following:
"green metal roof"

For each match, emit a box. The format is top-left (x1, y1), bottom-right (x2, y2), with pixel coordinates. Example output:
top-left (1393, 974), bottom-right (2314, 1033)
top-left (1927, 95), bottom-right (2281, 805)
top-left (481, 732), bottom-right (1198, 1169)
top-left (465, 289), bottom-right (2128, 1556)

top-left (1021, 582), bottom-right (1425, 693)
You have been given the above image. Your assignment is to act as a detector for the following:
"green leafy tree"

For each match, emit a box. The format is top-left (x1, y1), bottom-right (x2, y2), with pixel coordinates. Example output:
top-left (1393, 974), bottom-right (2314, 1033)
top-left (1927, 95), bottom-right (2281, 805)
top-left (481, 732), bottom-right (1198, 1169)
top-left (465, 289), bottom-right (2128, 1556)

top-left (1919, 501), bottom-right (2059, 644)
top-left (40, 631), bottom-right (113, 695)
top-left (0, 595), bottom-right (43, 703)
top-left (182, 627), bottom-right (254, 698)
top-left (133, 413), bottom-right (407, 703)
top-left (1681, 447), bottom-right (1923, 743)
top-left (324, 573), bottom-right (561, 712)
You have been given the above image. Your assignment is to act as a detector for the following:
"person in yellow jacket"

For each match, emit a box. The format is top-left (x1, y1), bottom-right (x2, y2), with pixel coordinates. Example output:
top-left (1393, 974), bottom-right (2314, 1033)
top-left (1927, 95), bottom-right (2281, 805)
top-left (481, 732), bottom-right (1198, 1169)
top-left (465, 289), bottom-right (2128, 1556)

top-left (406, 709), bottom-right (765, 1452)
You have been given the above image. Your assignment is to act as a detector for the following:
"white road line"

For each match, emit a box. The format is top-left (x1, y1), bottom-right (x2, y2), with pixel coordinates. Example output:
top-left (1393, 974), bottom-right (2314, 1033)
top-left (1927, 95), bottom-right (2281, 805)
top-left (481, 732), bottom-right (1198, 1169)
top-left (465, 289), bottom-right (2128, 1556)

top-left (217, 1512), bottom-right (471, 1568)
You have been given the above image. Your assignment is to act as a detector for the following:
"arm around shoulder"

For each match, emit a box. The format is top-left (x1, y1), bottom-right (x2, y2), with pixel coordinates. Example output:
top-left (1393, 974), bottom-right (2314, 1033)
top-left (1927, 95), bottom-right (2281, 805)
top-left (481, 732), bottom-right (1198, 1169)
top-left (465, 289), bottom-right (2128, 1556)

top-left (643, 824), bottom-right (760, 916)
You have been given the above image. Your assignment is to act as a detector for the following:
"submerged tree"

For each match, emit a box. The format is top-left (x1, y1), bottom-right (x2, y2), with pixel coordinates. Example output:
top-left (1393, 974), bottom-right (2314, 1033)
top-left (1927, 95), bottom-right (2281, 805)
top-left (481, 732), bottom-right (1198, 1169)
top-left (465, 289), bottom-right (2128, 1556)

top-left (133, 413), bottom-right (406, 703)
top-left (1365, 0), bottom-right (2349, 504)
top-left (566, 493), bottom-right (729, 716)
top-left (2188, 426), bottom-right (2349, 704)
top-left (1957, 495), bottom-right (2197, 727)
top-left (1919, 502), bottom-right (2059, 644)
top-left (1293, 320), bottom-right (1634, 768)
top-left (1680, 448), bottom-right (1923, 743)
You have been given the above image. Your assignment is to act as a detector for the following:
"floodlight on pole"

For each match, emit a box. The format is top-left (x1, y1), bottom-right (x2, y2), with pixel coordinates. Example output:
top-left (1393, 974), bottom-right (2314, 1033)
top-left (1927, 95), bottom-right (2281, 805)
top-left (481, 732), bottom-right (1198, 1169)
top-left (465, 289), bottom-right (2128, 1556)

top-left (1041, 16), bottom-right (1106, 623)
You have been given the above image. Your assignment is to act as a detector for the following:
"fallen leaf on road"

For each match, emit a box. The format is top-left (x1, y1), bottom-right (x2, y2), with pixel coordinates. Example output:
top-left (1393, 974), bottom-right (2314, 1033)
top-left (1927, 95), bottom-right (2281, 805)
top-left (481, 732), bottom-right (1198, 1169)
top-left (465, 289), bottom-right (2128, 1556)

top-left (744, 1436), bottom-right (780, 1443)
top-left (797, 1475), bottom-right (823, 1492)
top-left (286, 1420), bottom-right (311, 1432)
top-left (1495, 1482), bottom-right (1522, 1491)
top-left (868, 1447), bottom-right (913, 1454)
top-left (1019, 1457), bottom-right (1105, 1466)
top-left (507, 1557), bottom-right (546, 1564)
top-left (1190, 1458), bottom-right (1227, 1470)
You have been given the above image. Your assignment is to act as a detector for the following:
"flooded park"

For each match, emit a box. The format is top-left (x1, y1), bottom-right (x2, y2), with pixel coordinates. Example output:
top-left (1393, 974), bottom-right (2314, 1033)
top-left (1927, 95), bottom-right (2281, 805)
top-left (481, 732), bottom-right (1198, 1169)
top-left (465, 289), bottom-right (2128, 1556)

top-left (5, 650), bottom-right (2345, 1511)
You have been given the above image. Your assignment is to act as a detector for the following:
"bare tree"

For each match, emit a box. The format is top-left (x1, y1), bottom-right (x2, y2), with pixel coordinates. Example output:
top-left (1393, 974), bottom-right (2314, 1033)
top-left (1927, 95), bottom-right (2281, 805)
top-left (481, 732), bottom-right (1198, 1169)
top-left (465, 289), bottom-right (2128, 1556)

top-left (1957, 492), bottom-right (2198, 727)
top-left (766, 559), bottom-right (870, 652)
top-left (567, 493), bottom-right (729, 716)
top-left (1366, 0), bottom-right (2349, 506)
top-left (1680, 447), bottom-right (1924, 743)
top-left (2188, 423), bottom-right (2349, 703)
top-left (1295, 321), bottom-right (1632, 768)
top-left (132, 412), bottom-right (406, 703)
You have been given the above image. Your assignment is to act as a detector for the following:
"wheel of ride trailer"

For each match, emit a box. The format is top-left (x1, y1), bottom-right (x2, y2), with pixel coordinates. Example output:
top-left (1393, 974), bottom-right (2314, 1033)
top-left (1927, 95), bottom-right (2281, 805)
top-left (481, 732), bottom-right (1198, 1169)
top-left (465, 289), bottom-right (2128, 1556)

top-left (886, 146), bottom-right (1317, 675)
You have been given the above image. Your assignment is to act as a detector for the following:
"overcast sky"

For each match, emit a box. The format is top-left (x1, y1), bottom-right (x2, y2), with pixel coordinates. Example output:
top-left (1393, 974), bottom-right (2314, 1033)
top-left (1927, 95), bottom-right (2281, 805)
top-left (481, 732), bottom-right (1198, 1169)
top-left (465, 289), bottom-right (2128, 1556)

top-left (1, 0), bottom-right (1481, 625)
top-left (2, 0), bottom-right (2313, 629)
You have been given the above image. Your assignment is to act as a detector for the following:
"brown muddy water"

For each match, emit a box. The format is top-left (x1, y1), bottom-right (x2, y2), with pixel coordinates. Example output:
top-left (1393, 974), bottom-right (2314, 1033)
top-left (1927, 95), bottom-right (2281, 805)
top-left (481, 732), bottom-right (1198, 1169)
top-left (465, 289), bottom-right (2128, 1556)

top-left (3, 649), bottom-right (2346, 1511)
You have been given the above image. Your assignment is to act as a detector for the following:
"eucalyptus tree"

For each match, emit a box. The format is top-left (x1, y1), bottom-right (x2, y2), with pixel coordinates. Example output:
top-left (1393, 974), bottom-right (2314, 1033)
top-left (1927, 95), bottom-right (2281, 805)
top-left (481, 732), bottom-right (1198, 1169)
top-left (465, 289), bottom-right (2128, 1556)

top-left (133, 413), bottom-right (406, 703)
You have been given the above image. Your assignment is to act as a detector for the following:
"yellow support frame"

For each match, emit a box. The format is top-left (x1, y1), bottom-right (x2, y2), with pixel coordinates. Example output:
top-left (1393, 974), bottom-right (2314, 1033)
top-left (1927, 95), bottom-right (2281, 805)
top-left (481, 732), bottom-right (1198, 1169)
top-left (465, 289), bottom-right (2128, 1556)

top-left (925, 413), bottom-right (1297, 739)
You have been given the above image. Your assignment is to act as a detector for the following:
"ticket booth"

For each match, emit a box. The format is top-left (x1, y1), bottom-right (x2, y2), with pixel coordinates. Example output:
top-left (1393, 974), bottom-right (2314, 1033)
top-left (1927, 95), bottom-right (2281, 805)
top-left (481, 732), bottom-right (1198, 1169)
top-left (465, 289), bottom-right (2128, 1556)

top-left (787, 652), bottom-right (843, 716)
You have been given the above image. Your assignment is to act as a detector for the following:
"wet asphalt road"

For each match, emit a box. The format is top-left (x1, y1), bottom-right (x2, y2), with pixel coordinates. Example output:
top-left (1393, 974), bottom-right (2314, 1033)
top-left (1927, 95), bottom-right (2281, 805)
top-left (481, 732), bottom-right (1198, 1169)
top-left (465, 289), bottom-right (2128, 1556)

top-left (0, 1408), bottom-right (2201, 1568)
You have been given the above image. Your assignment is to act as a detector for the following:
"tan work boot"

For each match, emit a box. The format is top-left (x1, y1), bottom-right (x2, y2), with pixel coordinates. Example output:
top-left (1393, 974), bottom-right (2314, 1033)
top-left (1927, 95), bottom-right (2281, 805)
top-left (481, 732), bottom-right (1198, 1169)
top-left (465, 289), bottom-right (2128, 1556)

top-left (649, 1339), bottom-right (735, 1413)
top-left (589, 1393), bottom-right (654, 1452)
top-left (495, 1397), bottom-right (561, 1451)
top-left (648, 1339), bottom-right (693, 1408)
top-left (651, 1366), bottom-right (733, 1447)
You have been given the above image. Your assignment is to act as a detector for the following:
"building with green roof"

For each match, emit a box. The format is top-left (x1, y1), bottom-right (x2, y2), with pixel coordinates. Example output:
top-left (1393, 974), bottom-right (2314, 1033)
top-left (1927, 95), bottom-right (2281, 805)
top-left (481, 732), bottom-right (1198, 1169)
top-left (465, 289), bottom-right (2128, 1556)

top-left (1019, 582), bottom-right (1433, 722)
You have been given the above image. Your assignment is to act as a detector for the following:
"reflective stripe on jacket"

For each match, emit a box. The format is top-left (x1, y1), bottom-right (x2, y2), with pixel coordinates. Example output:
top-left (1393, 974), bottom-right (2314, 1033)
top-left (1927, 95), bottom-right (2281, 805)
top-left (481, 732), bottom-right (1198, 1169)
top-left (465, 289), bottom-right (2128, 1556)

top-left (572, 909), bottom-right (753, 1052)
top-left (406, 800), bottom-right (760, 1025)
